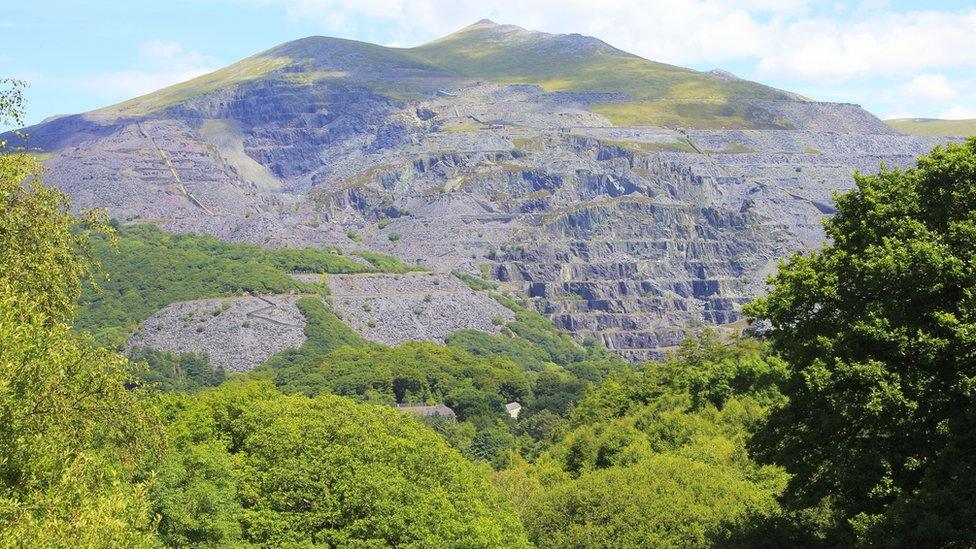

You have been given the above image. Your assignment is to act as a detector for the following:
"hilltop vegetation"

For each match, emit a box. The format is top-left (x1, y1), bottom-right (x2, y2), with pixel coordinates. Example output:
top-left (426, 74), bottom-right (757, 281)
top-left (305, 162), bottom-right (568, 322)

top-left (76, 224), bottom-right (417, 348)
top-left (885, 117), bottom-right (976, 137)
top-left (410, 20), bottom-right (791, 128)
top-left (92, 19), bottom-right (797, 129)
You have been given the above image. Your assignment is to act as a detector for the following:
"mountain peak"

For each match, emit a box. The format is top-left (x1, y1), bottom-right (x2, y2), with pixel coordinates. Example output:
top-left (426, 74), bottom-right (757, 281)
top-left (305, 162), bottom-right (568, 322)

top-left (473, 18), bottom-right (498, 26)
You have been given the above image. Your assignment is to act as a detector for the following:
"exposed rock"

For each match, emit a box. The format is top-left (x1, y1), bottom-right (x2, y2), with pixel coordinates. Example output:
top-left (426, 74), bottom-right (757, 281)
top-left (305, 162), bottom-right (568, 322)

top-left (128, 295), bottom-right (306, 372)
top-left (328, 273), bottom-right (515, 346)
top-left (13, 23), bottom-right (968, 361)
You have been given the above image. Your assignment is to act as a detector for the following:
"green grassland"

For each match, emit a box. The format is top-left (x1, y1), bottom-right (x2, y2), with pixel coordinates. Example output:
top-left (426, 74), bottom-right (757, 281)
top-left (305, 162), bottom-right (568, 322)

top-left (407, 20), bottom-right (792, 128)
top-left (86, 20), bottom-right (800, 129)
top-left (885, 117), bottom-right (976, 137)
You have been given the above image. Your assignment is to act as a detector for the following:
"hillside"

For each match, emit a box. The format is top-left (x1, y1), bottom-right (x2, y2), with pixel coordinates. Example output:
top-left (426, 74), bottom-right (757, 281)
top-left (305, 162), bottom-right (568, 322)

top-left (93, 19), bottom-right (836, 129)
top-left (4, 20), bottom-right (960, 360)
top-left (886, 117), bottom-right (976, 137)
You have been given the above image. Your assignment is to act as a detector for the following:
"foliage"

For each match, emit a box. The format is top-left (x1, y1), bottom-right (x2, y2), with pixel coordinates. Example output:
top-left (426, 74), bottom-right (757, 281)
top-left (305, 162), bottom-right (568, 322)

top-left (453, 269), bottom-right (498, 291)
top-left (264, 340), bottom-right (528, 423)
top-left (0, 105), bottom-right (161, 545)
top-left (746, 137), bottom-right (976, 546)
top-left (352, 249), bottom-right (427, 273)
top-left (76, 224), bottom-right (411, 348)
top-left (259, 296), bottom-right (371, 373)
top-left (128, 347), bottom-right (225, 393)
top-left (499, 331), bottom-right (789, 547)
top-left (1, 150), bottom-right (107, 325)
top-left (153, 380), bottom-right (530, 547)
top-left (524, 454), bottom-right (781, 548)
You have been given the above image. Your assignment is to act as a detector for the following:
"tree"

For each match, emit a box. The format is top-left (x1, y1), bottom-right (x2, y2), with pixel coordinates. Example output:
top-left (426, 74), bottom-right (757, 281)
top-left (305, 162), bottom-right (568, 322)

top-left (153, 380), bottom-right (530, 547)
top-left (524, 455), bottom-right (781, 548)
top-left (0, 80), bottom-right (161, 545)
top-left (499, 333), bottom-right (788, 547)
top-left (746, 138), bottom-right (976, 546)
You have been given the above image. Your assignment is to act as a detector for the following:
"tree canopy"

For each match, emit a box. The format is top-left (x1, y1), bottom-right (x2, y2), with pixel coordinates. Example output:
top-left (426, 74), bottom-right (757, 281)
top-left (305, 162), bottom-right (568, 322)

top-left (747, 137), bottom-right (976, 546)
top-left (154, 380), bottom-right (529, 547)
top-left (1, 80), bottom-right (161, 545)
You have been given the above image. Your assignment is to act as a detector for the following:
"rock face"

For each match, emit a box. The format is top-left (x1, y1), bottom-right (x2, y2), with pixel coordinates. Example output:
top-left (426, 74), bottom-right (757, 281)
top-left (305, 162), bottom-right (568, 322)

top-left (14, 20), bottom-right (965, 361)
top-left (128, 295), bottom-right (306, 372)
top-left (329, 273), bottom-right (515, 346)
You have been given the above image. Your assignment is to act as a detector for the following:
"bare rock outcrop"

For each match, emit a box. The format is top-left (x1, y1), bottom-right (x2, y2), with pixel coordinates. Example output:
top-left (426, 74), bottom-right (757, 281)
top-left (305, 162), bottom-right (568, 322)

top-left (128, 295), bottom-right (306, 372)
top-left (328, 273), bottom-right (515, 346)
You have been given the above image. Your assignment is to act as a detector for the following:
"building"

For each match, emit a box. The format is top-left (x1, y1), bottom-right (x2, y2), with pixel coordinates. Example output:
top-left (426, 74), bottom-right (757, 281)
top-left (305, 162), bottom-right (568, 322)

top-left (505, 401), bottom-right (522, 419)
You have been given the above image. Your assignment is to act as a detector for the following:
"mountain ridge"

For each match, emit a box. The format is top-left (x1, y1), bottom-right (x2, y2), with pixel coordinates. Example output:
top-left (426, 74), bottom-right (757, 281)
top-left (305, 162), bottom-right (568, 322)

top-left (58, 19), bottom-right (803, 129)
top-left (5, 20), bottom-right (961, 360)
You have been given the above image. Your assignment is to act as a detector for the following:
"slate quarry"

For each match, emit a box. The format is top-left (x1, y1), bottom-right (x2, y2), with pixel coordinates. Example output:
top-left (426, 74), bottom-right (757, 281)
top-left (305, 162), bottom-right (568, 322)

top-left (13, 20), bottom-right (960, 360)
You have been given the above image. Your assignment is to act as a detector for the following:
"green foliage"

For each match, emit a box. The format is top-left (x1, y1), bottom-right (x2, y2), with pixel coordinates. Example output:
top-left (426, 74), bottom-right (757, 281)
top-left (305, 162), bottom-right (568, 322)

top-left (524, 454), bottom-right (782, 548)
top-left (499, 332), bottom-right (788, 547)
top-left (1, 150), bottom-right (107, 325)
top-left (128, 347), bottom-right (225, 393)
top-left (265, 340), bottom-right (528, 423)
top-left (0, 112), bottom-right (161, 545)
top-left (453, 269), bottom-right (499, 291)
top-left (153, 380), bottom-right (530, 547)
top-left (746, 138), bottom-right (976, 545)
top-left (351, 249), bottom-right (426, 273)
top-left (151, 396), bottom-right (243, 547)
top-left (447, 294), bottom-right (597, 373)
top-left (259, 296), bottom-right (371, 374)
top-left (76, 224), bottom-right (412, 348)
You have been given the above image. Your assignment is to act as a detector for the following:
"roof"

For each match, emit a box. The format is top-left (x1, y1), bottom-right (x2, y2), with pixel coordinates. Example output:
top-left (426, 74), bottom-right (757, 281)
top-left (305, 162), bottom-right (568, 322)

top-left (505, 402), bottom-right (522, 412)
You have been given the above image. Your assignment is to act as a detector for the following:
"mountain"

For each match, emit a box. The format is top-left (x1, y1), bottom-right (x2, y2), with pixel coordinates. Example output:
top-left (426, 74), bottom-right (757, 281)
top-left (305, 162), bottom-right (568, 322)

top-left (886, 117), bottom-right (976, 137)
top-left (7, 20), bottom-right (961, 360)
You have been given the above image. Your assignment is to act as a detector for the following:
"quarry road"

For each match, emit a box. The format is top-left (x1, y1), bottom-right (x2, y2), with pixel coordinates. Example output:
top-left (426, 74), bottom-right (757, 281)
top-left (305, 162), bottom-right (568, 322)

top-left (246, 295), bottom-right (304, 328)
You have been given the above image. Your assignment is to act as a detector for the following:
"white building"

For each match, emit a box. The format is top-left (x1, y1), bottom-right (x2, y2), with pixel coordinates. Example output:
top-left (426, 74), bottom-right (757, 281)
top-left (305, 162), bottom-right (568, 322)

top-left (505, 401), bottom-right (522, 419)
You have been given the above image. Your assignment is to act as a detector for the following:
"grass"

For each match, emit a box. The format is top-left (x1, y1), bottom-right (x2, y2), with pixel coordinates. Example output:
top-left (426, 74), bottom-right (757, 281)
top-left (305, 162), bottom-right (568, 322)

top-left (606, 138), bottom-right (697, 154)
top-left (453, 270), bottom-right (498, 291)
top-left (885, 118), bottom-right (976, 137)
top-left (511, 137), bottom-right (543, 151)
top-left (97, 55), bottom-right (293, 117)
top-left (407, 21), bottom-right (791, 129)
top-left (82, 20), bottom-right (797, 130)
top-left (439, 120), bottom-right (486, 132)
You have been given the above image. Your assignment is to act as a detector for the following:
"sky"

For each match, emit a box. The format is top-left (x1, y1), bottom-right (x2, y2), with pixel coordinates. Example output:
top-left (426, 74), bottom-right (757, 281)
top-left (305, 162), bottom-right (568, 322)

top-left (3, 0), bottom-right (975, 129)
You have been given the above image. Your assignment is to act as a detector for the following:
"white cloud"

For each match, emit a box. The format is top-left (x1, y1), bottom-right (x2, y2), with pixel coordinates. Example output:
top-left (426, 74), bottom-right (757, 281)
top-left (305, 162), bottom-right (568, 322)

top-left (939, 105), bottom-right (976, 120)
top-left (79, 41), bottom-right (220, 99)
top-left (900, 73), bottom-right (957, 101)
top-left (756, 9), bottom-right (976, 81)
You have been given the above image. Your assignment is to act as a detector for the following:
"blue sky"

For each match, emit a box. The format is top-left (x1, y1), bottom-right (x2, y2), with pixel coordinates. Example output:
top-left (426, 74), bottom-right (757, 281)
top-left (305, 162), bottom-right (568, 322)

top-left (3, 1), bottom-right (975, 129)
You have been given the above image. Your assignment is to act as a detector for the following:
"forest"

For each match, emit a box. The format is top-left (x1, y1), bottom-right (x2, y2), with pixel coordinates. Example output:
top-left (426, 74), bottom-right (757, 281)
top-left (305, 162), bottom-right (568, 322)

top-left (2, 86), bottom-right (975, 547)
